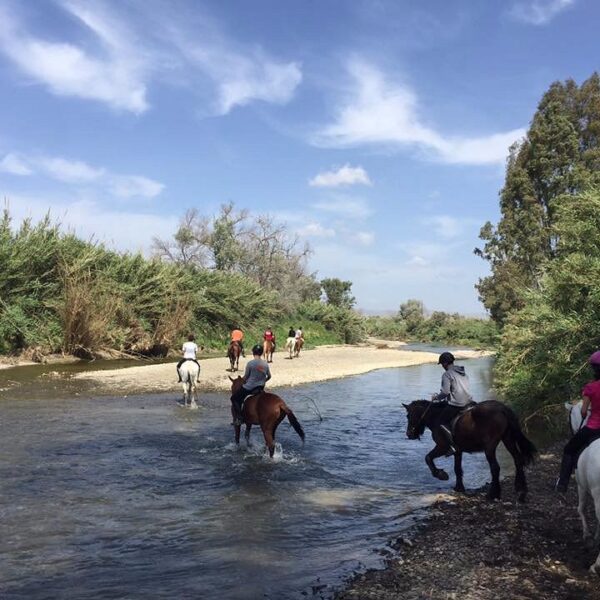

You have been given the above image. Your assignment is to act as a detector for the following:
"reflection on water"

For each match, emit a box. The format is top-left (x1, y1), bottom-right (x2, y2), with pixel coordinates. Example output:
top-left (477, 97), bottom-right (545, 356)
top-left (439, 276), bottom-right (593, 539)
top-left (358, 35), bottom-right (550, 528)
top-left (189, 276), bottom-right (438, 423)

top-left (0, 358), bottom-right (500, 599)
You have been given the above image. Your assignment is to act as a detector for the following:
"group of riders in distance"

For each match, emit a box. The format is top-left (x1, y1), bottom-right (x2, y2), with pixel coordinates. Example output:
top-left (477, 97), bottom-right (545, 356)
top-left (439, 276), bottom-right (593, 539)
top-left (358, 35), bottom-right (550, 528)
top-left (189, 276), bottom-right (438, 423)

top-left (175, 332), bottom-right (600, 515)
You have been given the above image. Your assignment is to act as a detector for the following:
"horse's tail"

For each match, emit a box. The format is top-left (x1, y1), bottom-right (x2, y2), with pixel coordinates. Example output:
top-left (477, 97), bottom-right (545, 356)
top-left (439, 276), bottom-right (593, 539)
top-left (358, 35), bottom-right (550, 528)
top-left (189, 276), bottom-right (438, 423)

top-left (503, 405), bottom-right (537, 466)
top-left (281, 402), bottom-right (305, 442)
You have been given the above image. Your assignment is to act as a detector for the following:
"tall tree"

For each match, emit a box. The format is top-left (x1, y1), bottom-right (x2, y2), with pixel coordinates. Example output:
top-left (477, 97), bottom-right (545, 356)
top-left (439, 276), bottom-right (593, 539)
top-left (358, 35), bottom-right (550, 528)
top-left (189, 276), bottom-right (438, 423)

top-left (475, 74), bottom-right (600, 323)
top-left (321, 278), bottom-right (356, 309)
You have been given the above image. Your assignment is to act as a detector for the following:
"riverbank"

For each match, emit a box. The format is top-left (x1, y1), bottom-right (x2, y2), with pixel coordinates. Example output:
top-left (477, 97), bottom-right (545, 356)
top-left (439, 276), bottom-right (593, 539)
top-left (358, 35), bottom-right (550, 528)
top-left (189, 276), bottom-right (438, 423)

top-left (335, 442), bottom-right (599, 600)
top-left (71, 341), bottom-right (491, 395)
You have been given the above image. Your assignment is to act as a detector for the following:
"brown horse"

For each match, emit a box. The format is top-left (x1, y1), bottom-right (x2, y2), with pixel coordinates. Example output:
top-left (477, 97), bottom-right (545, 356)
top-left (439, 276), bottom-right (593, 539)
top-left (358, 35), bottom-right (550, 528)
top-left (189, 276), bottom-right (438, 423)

top-left (229, 376), bottom-right (305, 457)
top-left (227, 341), bottom-right (241, 372)
top-left (263, 338), bottom-right (274, 363)
top-left (403, 400), bottom-right (537, 501)
top-left (293, 337), bottom-right (304, 358)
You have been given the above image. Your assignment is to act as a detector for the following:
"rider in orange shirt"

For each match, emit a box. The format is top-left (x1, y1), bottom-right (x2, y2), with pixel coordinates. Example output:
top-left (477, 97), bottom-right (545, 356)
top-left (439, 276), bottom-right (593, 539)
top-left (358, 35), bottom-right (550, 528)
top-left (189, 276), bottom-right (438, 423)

top-left (230, 326), bottom-right (245, 357)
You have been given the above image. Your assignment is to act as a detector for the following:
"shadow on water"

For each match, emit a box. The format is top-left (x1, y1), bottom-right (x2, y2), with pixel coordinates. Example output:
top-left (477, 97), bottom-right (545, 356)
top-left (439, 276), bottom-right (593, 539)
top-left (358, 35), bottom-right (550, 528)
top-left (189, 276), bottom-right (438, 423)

top-left (0, 356), bottom-right (510, 599)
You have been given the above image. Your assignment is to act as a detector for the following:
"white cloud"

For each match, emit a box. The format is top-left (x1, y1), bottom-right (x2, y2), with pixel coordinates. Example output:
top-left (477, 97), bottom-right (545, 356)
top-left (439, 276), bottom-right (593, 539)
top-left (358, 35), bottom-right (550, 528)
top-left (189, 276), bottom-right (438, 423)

top-left (312, 196), bottom-right (373, 219)
top-left (0, 152), bottom-right (32, 175)
top-left (296, 222), bottom-right (336, 238)
top-left (38, 157), bottom-right (105, 183)
top-left (353, 231), bottom-right (375, 246)
top-left (2, 151), bottom-right (164, 199)
top-left (314, 60), bottom-right (525, 166)
top-left (171, 32), bottom-right (302, 115)
top-left (509, 0), bottom-right (575, 25)
top-left (309, 164), bottom-right (372, 188)
top-left (0, 2), bottom-right (149, 113)
top-left (424, 215), bottom-right (463, 240)
top-left (109, 175), bottom-right (164, 199)
top-left (4, 193), bottom-right (177, 253)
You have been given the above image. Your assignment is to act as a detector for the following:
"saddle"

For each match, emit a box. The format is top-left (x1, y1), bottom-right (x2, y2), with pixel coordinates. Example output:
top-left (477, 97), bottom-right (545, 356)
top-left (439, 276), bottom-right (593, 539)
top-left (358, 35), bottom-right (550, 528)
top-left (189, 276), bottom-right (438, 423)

top-left (449, 401), bottom-right (477, 439)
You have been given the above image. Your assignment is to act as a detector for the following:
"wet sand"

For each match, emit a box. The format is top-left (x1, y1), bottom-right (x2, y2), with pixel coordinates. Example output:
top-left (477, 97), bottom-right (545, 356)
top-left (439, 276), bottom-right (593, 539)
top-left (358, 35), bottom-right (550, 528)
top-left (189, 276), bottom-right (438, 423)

top-left (73, 341), bottom-right (492, 395)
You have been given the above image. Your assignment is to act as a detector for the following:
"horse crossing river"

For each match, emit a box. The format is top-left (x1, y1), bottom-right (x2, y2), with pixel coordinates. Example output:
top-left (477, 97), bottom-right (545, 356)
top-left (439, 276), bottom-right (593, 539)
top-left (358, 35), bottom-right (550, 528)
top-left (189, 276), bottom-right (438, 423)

top-left (0, 356), bottom-right (503, 599)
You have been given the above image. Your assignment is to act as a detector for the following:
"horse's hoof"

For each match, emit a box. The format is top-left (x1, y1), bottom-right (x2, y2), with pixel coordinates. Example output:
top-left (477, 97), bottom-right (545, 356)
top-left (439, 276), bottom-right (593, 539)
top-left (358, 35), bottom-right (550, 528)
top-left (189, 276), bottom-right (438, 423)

top-left (454, 485), bottom-right (466, 493)
top-left (435, 470), bottom-right (449, 481)
top-left (517, 491), bottom-right (527, 503)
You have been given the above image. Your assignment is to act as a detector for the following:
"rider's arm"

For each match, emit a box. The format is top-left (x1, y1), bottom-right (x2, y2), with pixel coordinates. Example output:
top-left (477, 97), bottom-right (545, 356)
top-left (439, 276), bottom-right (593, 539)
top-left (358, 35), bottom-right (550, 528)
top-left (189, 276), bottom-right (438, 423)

top-left (582, 395), bottom-right (591, 419)
top-left (242, 363), bottom-right (251, 384)
top-left (434, 372), bottom-right (452, 402)
top-left (265, 364), bottom-right (272, 382)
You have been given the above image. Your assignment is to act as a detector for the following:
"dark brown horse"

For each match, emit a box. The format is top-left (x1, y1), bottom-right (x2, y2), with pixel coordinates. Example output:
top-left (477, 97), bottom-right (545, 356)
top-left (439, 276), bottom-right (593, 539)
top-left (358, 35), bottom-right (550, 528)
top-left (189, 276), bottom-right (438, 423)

top-left (227, 340), bottom-right (241, 372)
top-left (403, 400), bottom-right (537, 501)
top-left (229, 376), bottom-right (305, 457)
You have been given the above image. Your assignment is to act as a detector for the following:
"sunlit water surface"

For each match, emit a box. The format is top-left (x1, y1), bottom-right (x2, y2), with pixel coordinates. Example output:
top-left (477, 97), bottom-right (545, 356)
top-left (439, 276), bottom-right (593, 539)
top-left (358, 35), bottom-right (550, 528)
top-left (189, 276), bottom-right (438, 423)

top-left (0, 357), bottom-right (501, 599)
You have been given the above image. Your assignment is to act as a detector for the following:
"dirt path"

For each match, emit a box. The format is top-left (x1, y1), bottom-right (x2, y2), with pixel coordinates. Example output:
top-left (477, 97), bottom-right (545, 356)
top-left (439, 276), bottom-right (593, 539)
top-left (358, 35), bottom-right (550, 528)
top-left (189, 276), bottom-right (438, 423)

top-left (335, 443), bottom-right (600, 600)
top-left (72, 342), bottom-right (491, 395)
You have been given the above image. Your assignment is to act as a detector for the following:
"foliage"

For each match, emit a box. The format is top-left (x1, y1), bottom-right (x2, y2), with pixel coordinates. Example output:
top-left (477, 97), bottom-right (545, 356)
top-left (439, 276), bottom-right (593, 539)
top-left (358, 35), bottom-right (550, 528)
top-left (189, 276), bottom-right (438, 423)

top-left (476, 73), bottom-right (600, 323)
top-left (320, 277), bottom-right (356, 309)
top-left (494, 188), bottom-right (600, 415)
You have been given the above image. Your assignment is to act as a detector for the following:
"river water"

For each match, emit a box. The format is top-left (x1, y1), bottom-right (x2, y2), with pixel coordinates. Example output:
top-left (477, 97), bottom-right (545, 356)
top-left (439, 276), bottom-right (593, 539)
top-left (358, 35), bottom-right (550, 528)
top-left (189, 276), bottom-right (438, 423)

top-left (0, 356), bottom-right (500, 599)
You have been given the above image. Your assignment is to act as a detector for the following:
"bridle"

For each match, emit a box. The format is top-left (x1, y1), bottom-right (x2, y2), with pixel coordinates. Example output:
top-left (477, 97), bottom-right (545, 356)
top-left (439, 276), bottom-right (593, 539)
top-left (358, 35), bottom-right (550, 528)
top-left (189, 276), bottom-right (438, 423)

top-left (408, 401), bottom-right (434, 438)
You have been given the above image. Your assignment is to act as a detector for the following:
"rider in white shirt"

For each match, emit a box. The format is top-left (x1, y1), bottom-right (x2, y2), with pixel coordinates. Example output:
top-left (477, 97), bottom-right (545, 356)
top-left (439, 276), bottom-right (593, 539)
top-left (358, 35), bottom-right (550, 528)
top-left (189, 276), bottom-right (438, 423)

top-left (295, 327), bottom-right (303, 341)
top-left (177, 333), bottom-right (202, 382)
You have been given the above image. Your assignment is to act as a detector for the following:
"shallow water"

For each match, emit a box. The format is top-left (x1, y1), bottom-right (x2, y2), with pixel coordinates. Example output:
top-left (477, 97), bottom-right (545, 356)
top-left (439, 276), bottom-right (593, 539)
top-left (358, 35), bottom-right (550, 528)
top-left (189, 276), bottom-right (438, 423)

top-left (0, 357), bottom-right (502, 599)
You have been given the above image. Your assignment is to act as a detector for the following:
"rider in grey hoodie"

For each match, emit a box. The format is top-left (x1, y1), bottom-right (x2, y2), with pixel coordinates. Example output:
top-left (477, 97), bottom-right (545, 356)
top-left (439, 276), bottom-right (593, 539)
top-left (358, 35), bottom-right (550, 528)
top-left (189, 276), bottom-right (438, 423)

top-left (432, 352), bottom-right (473, 453)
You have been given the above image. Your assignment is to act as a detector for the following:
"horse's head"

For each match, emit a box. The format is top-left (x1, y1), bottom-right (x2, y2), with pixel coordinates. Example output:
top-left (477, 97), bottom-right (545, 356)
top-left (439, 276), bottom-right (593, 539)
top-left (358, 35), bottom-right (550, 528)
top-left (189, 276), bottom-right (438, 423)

top-left (229, 375), bottom-right (243, 393)
top-left (403, 400), bottom-right (431, 439)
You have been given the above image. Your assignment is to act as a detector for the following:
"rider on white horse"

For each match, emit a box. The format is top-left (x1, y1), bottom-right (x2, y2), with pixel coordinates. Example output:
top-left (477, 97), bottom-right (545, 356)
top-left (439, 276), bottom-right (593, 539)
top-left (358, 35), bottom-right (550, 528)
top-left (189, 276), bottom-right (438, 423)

top-left (177, 333), bottom-right (202, 383)
top-left (556, 351), bottom-right (600, 492)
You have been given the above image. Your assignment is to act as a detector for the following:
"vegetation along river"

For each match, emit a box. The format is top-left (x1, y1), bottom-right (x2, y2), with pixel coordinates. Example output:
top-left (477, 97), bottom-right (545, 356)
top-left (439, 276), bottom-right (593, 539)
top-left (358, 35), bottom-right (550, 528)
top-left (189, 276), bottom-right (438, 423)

top-left (0, 356), bottom-right (504, 599)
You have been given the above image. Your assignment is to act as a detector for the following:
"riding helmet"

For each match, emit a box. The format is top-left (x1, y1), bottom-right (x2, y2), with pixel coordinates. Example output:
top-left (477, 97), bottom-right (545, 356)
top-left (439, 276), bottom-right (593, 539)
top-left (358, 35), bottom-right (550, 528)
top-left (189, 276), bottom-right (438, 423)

top-left (252, 344), bottom-right (263, 356)
top-left (438, 351), bottom-right (455, 365)
top-left (589, 351), bottom-right (600, 365)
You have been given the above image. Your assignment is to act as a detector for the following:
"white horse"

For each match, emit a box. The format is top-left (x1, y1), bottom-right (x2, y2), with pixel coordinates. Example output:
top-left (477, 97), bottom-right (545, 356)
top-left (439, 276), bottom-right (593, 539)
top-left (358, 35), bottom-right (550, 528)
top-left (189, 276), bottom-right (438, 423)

top-left (284, 336), bottom-right (296, 359)
top-left (178, 361), bottom-right (200, 409)
top-left (566, 401), bottom-right (600, 574)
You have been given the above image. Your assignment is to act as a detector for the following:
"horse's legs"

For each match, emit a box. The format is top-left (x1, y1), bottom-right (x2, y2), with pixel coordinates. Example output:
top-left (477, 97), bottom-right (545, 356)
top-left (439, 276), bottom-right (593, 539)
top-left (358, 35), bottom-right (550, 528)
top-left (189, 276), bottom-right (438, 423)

top-left (577, 482), bottom-right (591, 539)
top-left (245, 424), bottom-right (252, 447)
top-left (485, 445), bottom-right (502, 500)
top-left (190, 382), bottom-right (198, 410)
top-left (453, 451), bottom-right (465, 493)
top-left (425, 438), bottom-right (450, 481)
top-left (261, 424), bottom-right (275, 457)
top-left (503, 434), bottom-right (527, 502)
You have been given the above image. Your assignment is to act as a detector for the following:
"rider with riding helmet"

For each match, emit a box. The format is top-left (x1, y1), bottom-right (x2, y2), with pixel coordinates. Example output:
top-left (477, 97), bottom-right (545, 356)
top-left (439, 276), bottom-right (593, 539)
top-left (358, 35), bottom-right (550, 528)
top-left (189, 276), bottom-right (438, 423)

top-left (431, 351), bottom-right (473, 453)
top-left (556, 351), bottom-right (600, 493)
top-left (230, 325), bottom-right (245, 357)
top-left (230, 344), bottom-right (272, 425)
top-left (176, 333), bottom-right (202, 383)
top-left (263, 327), bottom-right (276, 349)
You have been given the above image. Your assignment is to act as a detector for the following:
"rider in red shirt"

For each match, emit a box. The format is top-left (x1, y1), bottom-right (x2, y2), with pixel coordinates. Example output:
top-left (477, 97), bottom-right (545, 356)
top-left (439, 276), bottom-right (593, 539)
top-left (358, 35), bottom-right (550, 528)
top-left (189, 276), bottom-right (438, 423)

top-left (263, 327), bottom-right (276, 349)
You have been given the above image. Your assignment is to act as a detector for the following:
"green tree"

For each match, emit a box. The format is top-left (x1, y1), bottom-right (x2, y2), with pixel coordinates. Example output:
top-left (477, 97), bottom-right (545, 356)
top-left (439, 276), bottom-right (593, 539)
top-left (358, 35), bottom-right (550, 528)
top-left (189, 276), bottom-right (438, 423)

top-left (399, 299), bottom-right (424, 333)
top-left (476, 74), bottom-right (600, 323)
top-left (320, 278), bottom-right (356, 309)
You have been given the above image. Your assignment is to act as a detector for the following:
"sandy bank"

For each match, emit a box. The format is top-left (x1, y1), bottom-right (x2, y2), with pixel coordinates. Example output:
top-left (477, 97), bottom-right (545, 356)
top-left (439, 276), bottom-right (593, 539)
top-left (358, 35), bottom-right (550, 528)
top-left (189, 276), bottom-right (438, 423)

top-left (74, 343), bottom-right (492, 395)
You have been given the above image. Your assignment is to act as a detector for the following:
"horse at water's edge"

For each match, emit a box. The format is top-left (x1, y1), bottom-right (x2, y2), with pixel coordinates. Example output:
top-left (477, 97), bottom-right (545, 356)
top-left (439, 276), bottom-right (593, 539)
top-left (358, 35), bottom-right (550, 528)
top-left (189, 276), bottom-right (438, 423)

top-left (229, 376), bottom-right (305, 457)
top-left (404, 400), bottom-right (537, 501)
top-left (179, 361), bottom-right (199, 409)
top-left (228, 341), bottom-right (242, 371)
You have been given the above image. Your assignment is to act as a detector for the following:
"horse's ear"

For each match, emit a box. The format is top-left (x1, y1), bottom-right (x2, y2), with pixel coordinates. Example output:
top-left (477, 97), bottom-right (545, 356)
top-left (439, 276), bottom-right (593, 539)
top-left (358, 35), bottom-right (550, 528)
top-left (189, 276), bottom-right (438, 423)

top-left (228, 376), bottom-right (235, 382)
top-left (402, 403), bottom-right (410, 410)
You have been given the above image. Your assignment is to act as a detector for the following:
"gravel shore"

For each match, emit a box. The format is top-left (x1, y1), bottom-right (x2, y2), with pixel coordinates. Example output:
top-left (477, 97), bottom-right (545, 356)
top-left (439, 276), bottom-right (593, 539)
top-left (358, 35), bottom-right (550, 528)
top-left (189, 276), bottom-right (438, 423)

top-left (335, 443), bottom-right (600, 600)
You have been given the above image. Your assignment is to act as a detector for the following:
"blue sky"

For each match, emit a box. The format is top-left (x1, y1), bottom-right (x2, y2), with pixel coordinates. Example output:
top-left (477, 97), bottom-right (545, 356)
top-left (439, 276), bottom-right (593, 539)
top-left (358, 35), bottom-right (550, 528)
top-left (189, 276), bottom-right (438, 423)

top-left (0, 0), bottom-right (597, 314)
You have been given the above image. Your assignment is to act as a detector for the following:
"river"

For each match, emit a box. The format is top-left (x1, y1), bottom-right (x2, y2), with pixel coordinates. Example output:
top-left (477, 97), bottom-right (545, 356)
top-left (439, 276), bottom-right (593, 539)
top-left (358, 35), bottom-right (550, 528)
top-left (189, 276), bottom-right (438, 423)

top-left (0, 356), bottom-right (500, 599)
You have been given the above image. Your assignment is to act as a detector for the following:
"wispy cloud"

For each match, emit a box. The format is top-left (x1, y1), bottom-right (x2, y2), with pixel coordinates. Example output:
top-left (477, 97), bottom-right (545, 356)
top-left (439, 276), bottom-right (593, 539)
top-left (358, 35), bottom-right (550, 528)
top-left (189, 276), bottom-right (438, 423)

top-left (509, 0), bottom-right (575, 25)
top-left (0, 152), bottom-right (164, 199)
top-left (314, 60), bottom-right (525, 165)
top-left (312, 196), bottom-right (373, 219)
top-left (296, 222), bottom-right (336, 238)
top-left (0, 1), bottom-right (302, 115)
top-left (0, 152), bottom-right (32, 175)
top-left (353, 231), bottom-right (375, 246)
top-left (309, 164), bottom-right (372, 188)
top-left (0, 1), bottom-right (149, 113)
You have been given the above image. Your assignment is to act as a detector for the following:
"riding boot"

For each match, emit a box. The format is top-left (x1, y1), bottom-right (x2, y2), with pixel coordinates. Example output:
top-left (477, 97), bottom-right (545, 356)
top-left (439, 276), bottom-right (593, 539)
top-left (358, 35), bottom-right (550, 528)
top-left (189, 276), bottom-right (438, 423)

top-left (555, 453), bottom-right (577, 493)
top-left (440, 425), bottom-right (456, 456)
